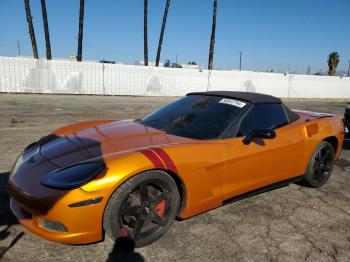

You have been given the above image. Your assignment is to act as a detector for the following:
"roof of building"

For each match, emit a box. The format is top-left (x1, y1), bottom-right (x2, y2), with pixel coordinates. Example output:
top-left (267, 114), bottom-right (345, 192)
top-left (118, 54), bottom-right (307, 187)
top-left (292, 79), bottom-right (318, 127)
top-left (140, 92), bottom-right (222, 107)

top-left (186, 91), bottom-right (281, 104)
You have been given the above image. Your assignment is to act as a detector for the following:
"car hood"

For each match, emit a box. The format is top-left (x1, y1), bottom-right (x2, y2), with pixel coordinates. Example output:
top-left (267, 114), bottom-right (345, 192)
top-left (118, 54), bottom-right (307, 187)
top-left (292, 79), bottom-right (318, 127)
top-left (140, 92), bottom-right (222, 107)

top-left (40, 119), bottom-right (193, 168)
top-left (9, 120), bottom-right (193, 213)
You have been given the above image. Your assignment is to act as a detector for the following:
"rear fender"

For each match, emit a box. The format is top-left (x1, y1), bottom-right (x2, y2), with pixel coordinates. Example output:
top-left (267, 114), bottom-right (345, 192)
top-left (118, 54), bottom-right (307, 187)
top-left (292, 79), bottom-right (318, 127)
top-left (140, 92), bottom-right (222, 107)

top-left (302, 116), bottom-right (344, 162)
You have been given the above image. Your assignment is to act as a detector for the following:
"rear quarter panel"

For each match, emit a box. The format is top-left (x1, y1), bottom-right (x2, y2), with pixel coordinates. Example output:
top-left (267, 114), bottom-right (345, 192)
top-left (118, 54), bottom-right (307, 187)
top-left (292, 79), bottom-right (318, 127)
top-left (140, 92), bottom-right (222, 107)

top-left (301, 115), bottom-right (344, 161)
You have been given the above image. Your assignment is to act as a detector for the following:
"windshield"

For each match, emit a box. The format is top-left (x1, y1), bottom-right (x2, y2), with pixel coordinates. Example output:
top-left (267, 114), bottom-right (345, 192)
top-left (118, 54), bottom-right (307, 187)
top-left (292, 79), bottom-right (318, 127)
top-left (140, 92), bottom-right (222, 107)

top-left (140, 95), bottom-right (249, 140)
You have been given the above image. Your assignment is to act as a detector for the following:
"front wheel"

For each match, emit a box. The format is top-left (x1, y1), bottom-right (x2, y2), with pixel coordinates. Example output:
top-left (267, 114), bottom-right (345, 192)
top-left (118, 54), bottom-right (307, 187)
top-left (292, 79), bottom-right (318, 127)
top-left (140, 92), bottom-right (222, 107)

top-left (300, 141), bottom-right (335, 188)
top-left (103, 170), bottom-right (180, 247)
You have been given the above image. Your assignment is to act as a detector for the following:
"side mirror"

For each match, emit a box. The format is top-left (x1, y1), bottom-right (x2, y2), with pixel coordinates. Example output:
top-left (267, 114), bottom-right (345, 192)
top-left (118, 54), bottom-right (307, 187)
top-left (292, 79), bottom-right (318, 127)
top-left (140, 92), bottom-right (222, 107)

top-left (242, 129), bottom-right (276, 145)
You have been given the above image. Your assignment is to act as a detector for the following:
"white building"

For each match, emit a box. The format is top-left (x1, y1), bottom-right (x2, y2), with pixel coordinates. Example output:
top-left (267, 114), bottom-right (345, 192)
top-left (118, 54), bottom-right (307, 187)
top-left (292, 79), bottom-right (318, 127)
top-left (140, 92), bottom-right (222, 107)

top-left (134, 60), bottom-right (164, 67)
top-left (135, 60), bottom-right (199, 69)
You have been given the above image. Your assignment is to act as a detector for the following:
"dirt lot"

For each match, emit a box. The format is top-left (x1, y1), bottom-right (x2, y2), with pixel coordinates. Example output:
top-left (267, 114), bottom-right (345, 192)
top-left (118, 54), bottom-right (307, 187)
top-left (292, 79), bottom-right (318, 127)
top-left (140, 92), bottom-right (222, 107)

top-left (0, 94), bottom-right (350, 262)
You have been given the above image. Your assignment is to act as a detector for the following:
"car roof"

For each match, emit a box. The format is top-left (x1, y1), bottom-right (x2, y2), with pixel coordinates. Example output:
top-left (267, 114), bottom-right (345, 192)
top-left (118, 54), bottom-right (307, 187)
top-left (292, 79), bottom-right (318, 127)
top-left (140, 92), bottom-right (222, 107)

top-left (186, 91), bottom-right (281, 104)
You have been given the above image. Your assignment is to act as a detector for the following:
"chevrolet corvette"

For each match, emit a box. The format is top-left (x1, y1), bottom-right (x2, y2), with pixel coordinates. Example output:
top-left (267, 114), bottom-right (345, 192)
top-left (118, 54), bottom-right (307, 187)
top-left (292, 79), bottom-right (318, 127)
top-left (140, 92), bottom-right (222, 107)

top-left (8, 91), bottom-right (344, 247)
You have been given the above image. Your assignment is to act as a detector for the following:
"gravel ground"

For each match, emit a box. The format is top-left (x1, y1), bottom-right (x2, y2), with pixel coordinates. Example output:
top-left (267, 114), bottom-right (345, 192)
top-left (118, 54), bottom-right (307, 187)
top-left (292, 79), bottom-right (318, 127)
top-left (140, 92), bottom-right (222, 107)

top-left (0, 94), bottom-right (349, 262)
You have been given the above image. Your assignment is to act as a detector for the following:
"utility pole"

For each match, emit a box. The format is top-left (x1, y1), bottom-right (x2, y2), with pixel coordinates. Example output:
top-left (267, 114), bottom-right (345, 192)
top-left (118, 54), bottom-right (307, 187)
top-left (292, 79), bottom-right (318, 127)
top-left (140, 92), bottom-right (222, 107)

top-left (348, 60), bottom-right (350, 77)
top-left (102, 58), bottom-right (105, 95)
top-left (307, 65), bottom-right (311, 75)
top-left (17, 40), bottom-right (21, 56)
top-left (239, 51), bottom-right (243, 71)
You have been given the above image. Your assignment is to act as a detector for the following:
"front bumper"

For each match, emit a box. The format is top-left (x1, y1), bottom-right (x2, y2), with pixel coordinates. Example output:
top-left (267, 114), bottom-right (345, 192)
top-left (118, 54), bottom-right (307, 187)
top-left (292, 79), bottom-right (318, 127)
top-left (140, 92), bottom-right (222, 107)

top-left (9, 184), bottom-right (108, 245)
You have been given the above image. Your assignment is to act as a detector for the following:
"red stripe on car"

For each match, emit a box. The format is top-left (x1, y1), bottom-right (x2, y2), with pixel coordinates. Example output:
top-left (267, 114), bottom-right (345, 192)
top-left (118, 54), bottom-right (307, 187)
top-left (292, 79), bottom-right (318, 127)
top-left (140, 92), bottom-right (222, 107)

top-left (139, 150), bottom-right (165, 169)
top-left (152, 148), bottom-right (178, 173)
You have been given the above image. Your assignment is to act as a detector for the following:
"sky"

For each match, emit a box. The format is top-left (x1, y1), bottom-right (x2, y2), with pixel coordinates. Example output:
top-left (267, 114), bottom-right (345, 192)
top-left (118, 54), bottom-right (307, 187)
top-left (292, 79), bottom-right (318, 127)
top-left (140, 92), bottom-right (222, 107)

top-left (0, 0), bottom-right (349, 73)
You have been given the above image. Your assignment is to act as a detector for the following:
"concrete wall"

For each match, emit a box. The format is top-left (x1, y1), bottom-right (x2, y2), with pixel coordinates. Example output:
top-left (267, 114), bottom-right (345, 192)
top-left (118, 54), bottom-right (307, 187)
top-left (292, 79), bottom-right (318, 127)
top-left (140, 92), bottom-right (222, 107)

top-left (0, 56), bottom-right (349, 98)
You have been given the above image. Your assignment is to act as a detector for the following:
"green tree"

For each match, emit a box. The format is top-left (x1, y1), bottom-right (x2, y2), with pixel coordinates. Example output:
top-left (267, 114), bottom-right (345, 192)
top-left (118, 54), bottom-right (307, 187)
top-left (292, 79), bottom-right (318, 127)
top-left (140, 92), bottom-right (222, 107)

top-left (327, 52), bottom-right (340, 76)
top-left (314, 69), bottom-right (323, 76)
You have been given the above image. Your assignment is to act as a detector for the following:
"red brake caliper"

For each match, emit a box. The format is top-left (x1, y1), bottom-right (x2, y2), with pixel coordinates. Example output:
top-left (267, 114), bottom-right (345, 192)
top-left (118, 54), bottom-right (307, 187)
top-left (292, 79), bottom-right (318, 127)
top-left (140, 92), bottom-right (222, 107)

top-left (155, 200), bottom-right (166, 217)
top-left (120, 226), bottom-right (130, 237)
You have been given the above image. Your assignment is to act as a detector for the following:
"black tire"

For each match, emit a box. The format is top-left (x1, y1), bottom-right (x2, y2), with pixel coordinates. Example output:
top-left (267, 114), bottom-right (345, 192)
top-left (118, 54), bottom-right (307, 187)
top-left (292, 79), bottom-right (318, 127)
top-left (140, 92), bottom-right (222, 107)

top-left (103, 170), bottom-right (180, 247)
top-left (300, 141), bottom-right (335, 188)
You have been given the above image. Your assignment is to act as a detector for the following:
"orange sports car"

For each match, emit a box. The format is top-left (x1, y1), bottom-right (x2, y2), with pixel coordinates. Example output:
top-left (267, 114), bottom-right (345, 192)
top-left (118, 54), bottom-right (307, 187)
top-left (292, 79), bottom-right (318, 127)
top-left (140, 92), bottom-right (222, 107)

top-left (9, 91), bottom-right (344, 247)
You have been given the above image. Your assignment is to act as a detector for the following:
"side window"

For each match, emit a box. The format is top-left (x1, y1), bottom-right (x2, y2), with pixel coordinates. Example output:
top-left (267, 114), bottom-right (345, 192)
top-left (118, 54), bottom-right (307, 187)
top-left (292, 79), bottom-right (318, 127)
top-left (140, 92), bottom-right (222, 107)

top-left (237, 103), bottom-right (288, 137)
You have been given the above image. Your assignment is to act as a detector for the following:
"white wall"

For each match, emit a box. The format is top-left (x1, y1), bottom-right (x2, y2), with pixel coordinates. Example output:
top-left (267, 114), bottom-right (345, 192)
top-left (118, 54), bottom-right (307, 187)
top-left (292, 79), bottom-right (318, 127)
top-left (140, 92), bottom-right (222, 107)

top-left (0, 56), bottom-right (349, 98)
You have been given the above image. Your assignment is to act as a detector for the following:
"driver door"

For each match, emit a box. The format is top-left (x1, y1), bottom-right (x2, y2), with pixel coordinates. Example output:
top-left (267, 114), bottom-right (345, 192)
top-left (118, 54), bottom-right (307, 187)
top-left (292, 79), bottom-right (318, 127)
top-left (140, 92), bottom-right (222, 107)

top-left (221, 103), bottom-right (305, 201)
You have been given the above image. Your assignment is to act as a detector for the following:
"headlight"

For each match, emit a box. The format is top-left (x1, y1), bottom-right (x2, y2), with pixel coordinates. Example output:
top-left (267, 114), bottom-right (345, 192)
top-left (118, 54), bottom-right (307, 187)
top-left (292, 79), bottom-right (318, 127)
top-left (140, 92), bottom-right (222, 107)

top-left (12, 154), bottom-right (24, 175)
top-left (11, 135), bottom-right (56, 176)
top-left (12, 144), bottom-right (40, 175)
top-left (41, 162), bottom-right (105, 190)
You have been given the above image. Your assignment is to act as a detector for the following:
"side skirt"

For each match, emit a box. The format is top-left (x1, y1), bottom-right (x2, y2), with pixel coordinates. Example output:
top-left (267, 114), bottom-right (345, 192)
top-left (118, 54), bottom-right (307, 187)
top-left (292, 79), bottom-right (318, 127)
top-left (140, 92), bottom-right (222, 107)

top-left (222, 176), bottom-right (303, 206)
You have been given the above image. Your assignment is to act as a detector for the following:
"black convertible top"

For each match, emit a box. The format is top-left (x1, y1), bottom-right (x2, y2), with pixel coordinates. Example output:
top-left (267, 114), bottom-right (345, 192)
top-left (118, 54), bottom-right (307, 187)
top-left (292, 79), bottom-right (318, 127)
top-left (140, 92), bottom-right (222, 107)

top-left (186, 91), bottom-right (281, 104)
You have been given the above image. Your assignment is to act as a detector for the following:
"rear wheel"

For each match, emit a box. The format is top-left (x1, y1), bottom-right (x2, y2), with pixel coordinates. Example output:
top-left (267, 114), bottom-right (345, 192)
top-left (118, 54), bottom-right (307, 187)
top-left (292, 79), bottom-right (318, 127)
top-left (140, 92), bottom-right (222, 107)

top-left (300, 141), bottom-right (335, 188)
top-left (103, 170), bottom-right (180, 247)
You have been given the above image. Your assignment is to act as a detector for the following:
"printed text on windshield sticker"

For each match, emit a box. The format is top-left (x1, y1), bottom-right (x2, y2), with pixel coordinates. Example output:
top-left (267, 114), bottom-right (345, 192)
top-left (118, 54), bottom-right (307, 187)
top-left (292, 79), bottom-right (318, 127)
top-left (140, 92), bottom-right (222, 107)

top-left (219, 98), bottom-right (246, 108)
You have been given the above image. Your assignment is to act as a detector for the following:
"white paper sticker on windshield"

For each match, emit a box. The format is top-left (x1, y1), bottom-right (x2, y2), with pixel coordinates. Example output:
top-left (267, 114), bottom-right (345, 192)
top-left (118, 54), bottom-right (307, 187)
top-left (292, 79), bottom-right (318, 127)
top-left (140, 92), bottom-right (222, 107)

top-left (219, 98), bottom-right (246, 108)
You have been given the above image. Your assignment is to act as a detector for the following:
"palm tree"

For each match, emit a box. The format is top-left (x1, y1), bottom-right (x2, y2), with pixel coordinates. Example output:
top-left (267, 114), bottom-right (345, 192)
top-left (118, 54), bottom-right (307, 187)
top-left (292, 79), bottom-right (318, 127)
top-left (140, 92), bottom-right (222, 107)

top-left (208, 0), bottom-right (217, 70)
top-left (40, 0), bottom-right (52, 60)
top-left (155, 0), bottom-right (171, 67)
top-left (24, 0), bottom-right (38, 59)
top-left (144, 0), bottom-right (148, 66)
top-left (77, 0), bottom-right (85, 62)
top-left (327, 52), bottom-right (340, 76)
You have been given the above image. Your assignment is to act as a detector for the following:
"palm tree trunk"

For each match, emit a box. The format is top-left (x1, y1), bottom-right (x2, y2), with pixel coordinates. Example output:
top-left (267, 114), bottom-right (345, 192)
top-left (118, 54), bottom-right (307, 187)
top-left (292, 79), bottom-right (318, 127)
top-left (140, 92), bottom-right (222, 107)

top-left (77, 0), bottom-right (85, 62)
top-left (24, 0), bottom-right (38, 59)
top-left (40, 0), bottom-right (52, 60)
top-left (155, 0), bottom-right (171, 67)
top-left (144, 0), bottom-right (148, 66)
top-left (208, 0), bottom-right (217, 70)
top-left (328, 62), bottom-right (336, 76)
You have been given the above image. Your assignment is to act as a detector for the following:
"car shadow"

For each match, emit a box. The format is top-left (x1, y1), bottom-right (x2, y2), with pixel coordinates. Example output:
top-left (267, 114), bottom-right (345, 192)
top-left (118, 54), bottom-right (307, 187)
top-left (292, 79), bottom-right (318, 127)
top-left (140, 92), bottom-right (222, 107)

top-left (0, 231), bottom-right (25, 259)
top-left (0, 172), bottom-right (18, 229)
top-left (0, 171), bottom-right (25, 259)
top-left (106, 237), bottom-right (144, 262)
top-left (342, 138), bottom-right (350, 150)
